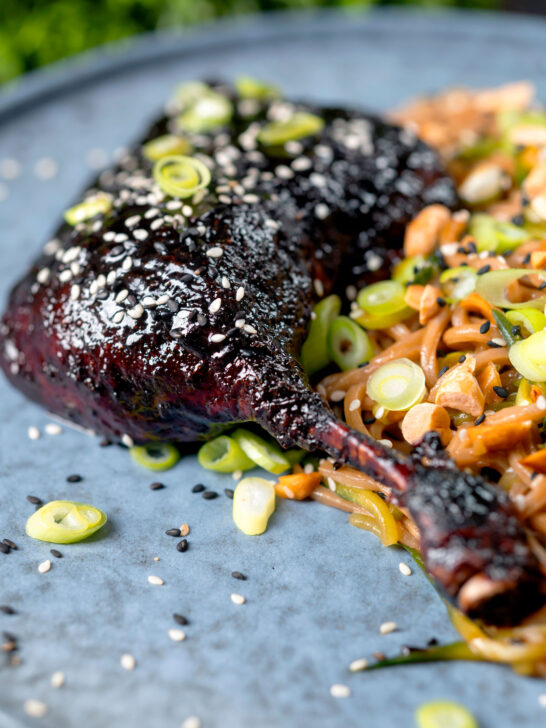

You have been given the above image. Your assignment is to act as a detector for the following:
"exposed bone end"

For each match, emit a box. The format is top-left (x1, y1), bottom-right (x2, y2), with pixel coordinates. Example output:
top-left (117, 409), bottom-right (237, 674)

top-left (458, 571), bottom-right (545, 626)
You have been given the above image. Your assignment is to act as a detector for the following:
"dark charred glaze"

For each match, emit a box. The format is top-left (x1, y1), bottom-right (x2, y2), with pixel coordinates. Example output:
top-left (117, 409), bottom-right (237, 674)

top-left (0, 82), bottom-right (542, 624)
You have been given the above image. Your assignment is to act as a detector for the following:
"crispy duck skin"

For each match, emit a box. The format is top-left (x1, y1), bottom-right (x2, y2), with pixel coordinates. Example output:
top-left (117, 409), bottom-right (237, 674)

top-left (0, 83), bottom-right (543, 624)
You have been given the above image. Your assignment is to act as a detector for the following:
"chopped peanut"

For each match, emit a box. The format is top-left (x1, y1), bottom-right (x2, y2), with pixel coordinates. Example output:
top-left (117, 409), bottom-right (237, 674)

top-left (429, 355), bottom-right (485, 418)
top-left (519, 449), bottom-right (546, 475)
top-left (477, 362), bottom-right (503, 405)
top-left (401, 403), bottom-right (452, 446)
top-left (404, 204), bottom-right (452, 257)
top-left (418, 284), bottom-right (443, 325)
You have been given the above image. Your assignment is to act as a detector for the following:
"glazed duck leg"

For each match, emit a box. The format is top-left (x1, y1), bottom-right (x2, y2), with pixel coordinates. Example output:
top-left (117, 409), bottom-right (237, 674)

top-left (0, 83), bottom-right (542, 623)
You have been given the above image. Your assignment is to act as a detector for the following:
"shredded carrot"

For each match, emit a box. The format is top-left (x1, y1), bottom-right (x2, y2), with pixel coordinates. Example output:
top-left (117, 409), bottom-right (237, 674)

top-left (458, 292), bottom-right (498, 323)
top-left (519, 449), bottom-right (546, 475)
top-left (275, 472), bottom-right (322, 500)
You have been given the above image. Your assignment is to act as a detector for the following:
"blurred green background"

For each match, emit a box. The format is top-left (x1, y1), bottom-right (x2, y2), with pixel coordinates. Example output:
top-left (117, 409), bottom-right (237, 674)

top-left (1, 0), bottom-right (541, 86)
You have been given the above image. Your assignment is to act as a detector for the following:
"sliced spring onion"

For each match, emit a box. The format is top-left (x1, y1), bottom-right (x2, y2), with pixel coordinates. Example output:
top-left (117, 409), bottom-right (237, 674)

top-left (491, 310), bottom-right (517, 348)
top-left (354, 308), bottom-right (413, 330)
top-left (475, 268), bottom-right (546, 310)
top-left (235, 76), bottom-right (280, 100)
top-left (130, 443), bottom-right (180, 471)
top-left (457, 136), bottom-right (500, 162)
top-left (498, 108), bottom-right (546, 135)
top-left (392, 255), bottom-right (434, 286)
top-left (172, 81), bottom-right (212, 108)
top-left (258, 112), bottom-right (324, 146)
top-left (335, 484), bottom-right (399, 546)
top-left (197, 435), bottom-right (254, 473)
top-left (153, 155), bottom-right (211, 199)
top-left (233, 477), bottom-right (276, 535)
top-left (506, 308), bottom-right (546, 335)
top-left (357, 280), bottom-right (406, 316)
top-left (26, 501), bottom-right (107, 544)
top-left (440, 267), bottom-right (478, 302)
top-left (509, 328), bottom-right (546, 382)
top-left (177, 89), bottom-right (233, 132)
top-left (327, 316), bottom-right (373, 371)
top-left (300, 294), bottom-right (342, 376)
top-left (367, 642), bottom-right (479, 671)
top-left (469, 213), bottom-right (529, 254)
top-left (64, 194), bottom-right (112, 226)
top-left (366, 358), bottom-right (426, 412)
top-left (415, 701), bottom-right (478, 728)
top-left (231, 429), bottom-right (290, 474)
top-left (142, 134), bottom-right (192, 161)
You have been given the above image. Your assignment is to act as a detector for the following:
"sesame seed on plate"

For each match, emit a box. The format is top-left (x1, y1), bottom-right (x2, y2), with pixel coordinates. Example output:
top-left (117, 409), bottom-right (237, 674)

top-left (168, 628), bottom-right (186, 642)
top-left (121, 434), bottom-right (134, 448)
top-left (211, 333), bottom-right (226, 343)
top-left (179, 524), bottom-right (190, 537)
top-left (349, 658), bottom-right (368, 672)
top-left (232, 571), bottom-right (247, 581)
top-left (209, 298), bottom-right (222, 314)
top-left (148, 575), bottom-right (164, 586)
top-left (0, 158), bottom-right (22, 180)
top-left (231, 593), bottom-right (246, 605)
top-left (142, 296), bottom-right (157, 308)
top-left (24, 699), bottom-right (48, 718)
top-left (150, 218), bottom-right (163, 230)
top-left (51, 671), bottom-right (65, 688)
top-left (38, 560), bottom-right (51, 574)
top-left (330, 684), bottom-right (351, 698)
top-left (45, 423), bottom-right (62, 436)
top-left (232, 469), bottom-right (242, 481)
top-left (35, 157), bottom-right (58, 180)
top-left (120, 654), bottom-right (136, 671)
top-left (538, 694), bottom-right (546, 708)
top-left (28, 426), bottom-right (41, 440)
top-left (50, 549), bottom-right (63, 559)
top-left (348, 399), bottom-right (361, 412)
top-left (379, 621), bottom-right (397, 635)
top-left (399, 562), bottom-right (412, 576)
top-left (181, 717), bottom-right (201, 728)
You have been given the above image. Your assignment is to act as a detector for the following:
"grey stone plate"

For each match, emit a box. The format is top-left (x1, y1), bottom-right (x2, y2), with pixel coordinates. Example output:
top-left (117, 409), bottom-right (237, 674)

top-left (0, 8), bottom-right (545, 728)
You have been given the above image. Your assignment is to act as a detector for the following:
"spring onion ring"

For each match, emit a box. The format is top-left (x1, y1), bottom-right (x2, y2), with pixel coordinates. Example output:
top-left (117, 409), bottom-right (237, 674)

top-left (440, 267), bottom-right (478, 302)
top-left (232, 429), bottom-right (290, 474)
top-left (476, 268), bottom-right (546, 310)
top-left (233, 477), bottom-right (276, 536)
top-left (235, 76), bottom-right (280, 101)
top-left (64, 194), bottom-right (112, 226)
top-left (197, 435), bottom-right (255, 473)
top-left (143, 134), bottom-right (193, 161)
top-left (505, 308), bottom-right (546, 335)
top-left (469, 213), bottom-right (529, 253)
top-left (130, 443), bottom-right (180, 471)
top-left (258, 112), bottom-right (324, 146)
top-left (301, 294), bottom-right (341, 375)
top-left (415, 701), bottom-right (478, 728)
top-left (327, 316), bottom-right (373, 371)
top-left (366, 358), bottom-right (426, 412)
top-left (509, 328), bottom-right (546, 381)
top-left (26, 501), bottom-right (107, 544)
top-left (153, 155), bottom-right (211, 199)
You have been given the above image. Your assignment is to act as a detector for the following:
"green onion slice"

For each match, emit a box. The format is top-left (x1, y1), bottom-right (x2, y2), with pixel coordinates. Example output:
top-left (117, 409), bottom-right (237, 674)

top-left (143, 134), bottom-right (193, 161)
top-left (440, 267), bottom-right (478, 302)
top-left (469, 213), bottom-right (530, 254)
top-left (505, 308), bottom-right (546, 336)
top-left (301, 294), bottom-right (342, 376)
top-left (130, 443), bottom-right (180, 471)
top-left (475, 268), bottom-right (546, 310)
top-left (392, 255), bottom-right (434, 286)
top-left (231, 429), bottom-right (290, 474)
top-left (327, 316), bottom-right (373, 371)
top-left (509, 328), bottom-right (546, 382)
top-left (366, 358), bottom-right (426, 411)
top-left (64, 194), bottom-right (112, 226)
top-left (177, 92), bottom-right (233, 133)
top-left (153, 155), bottom-right (211, 199)
top-left (197, 435), bottom-right (255, 473)
top-left (258, 112), bottom-right (324, 147)
top-left (235, 76), bottom-right (280, 101)
top-left (415, 701), bottom-right (478, 728)
top-left (26, 500), bottom-right (107, 544)
top-left (354, 309), bottom-right (413, 330)
top-left (173, 81), bottom-right (213, 108)
top-left (357, 280), bottom-right (407, 316)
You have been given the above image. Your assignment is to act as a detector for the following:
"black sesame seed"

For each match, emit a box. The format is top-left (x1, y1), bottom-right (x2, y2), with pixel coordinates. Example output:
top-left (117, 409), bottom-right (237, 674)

top-left (487, 340), bottom-right (502, 348)
top-left (202, 491), bottom-right (218, 500)
top-left (522, 253), bottom-right (531, 264)
top-left (176, 539), bottom-right (189, 552)
top-left (467, 241), bottom-right (477, 254)
top-left (511, 325), bottom-right (521, 337)
top-left (50, 549), bottom-right (63, 559)
top-left (460, 262), bottom-right (469, 267)
top-left (474, 414), bottom-right (486, 426)
top-left (166, 528), bottom-right (181, 537)
top-left (3, 539), bottom-right (17, 550)
top-left (66, 474), bottom-right (82, 483)
top-left (363, 416), bottom-right (376, 425)
top-left (196, 314), bottom-right (208, 327)
top-left (477, 264), bottom-right (491, 275)
top-left (458, 354), bottom-right (466, 363)
top-left (26, 495), bottom-right (42, 505)
top-left (479, 320), bottom-right (491, 334)
top-left (493, 385), bottom-right (509, 399)
top-left (436, 297), bottom-right (446, 307)
top-left (481, 466), bottom-right (501, 483)
top-left (333, 461), bottom-right (342, 470)
top-left (0, 543), bottom-right (10, 555)
top-left (192, 484), bottom-right (205, 493)
top-left (231, 571), bottom-right (247, 581)
top-left (539, 281), bottom-right (546, 291)
top-left (357, 360), bottom-right (369, 368)
top-left (511, 214), bottom-right (525, 226)
top-left (150, 482), bottom-right (165, 491)
top-left (427, 637), bottom-right (439, 647)
top-left (456, 246), bottom-right (466, 255)
top-left (438, 365), bottom-right (449, 378)
top-left (173, 614), bottom-right (188, 626)
top-left (223, 488), bottom-right (234, 499)
top-left (531, 471), bottom-right (540, 480)
top-left (99, 438), bottom-right (112, 447)
top-left (3, 631), bottom-right (16, 643)
top-left (0, 606), bottom-right (15, 615)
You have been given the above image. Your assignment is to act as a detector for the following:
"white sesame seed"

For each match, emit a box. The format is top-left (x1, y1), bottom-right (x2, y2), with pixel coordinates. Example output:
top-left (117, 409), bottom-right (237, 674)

top-left (112, 311), bottom-right (125, 324)
top-left (243, 324), bottom-right (257, 335)
top-left (28, 426), bottom-right (41, 441)
top-left (182, 205), bottom-right (194, 217)
top-left (59, 269), bottom-right (72, 283)
top-left (211, 333), bottom-right (226, 343)
top-left (86, 148), bottom-right (109, 170)
top-left (378, 438), bottom-right (393, 448)
top-left (141, 296), bottom-right (157, 308)
top-left (70, 284), bottom-right (80, 301)
top-left (89, 280), bottom-right (99, 296)
top-left (348, 399), bottom-right (361, 412)
top-left (206, 247), bottom-right (223, 258)
top-left (38, 560), bottom-right (51, 574)
top-left (291, 156), bottom-right (312, 172)
top-left (242, 193), bottom-right (259, 204)
top-left (62, 246), bottom-right (81, 264)
top-left (330, 684), bottom-right (351, 699)
top-left (235, 319), bottom-right (245, 328)
top-left (71, 262), bottom-right (81, 276)
top-left (275, 165), bottom-right (294, 179)
top-left (114, 233), bottom-right (129, 243)
top-left (156, 294), bottom-right (170, 305)
top-left (134, 229), bottom-right (148, 241)
top-left (0, 158), bottom-right (22, 180)
top-left (181, 717), bottom-right (201, 728)
top-left (349, 658), bottom-right (368, 672)
top-left (35, 157), bottom-right (58, 180)
top-left (24, 699), bottom-right (48, 718)
top-left (346, 285), bottom-right (357, 301)
top-left (147, 575), bottom-right (164, 586)
top-left (150, 218), bottom-right (163, 230)
top-left (330, 390), bottom-right (346, 402)
top-left (314, 279), bottom-right (325, 297)
top-left (538, 694), bottom-right (546, 708)
top-left (231, 593), bottom-right (246, 605)
top-left (398, 562), bottom-right (412, 576)
top-left (127, 304), bottom-right (144, 320)
top-left (115, 289), bottom-right (129, 303)
top-left (235, 287), bottom-right (245, 302)
top-left (232, 469), bottom-right (243, 481)
top-left (375, 406), bottom-right (385, 419)
top-left (491, 337), bottom-right (505, 346)
top-left (303, 463), bottom-right (315, 474)
top-left (103, 231), bottom-right (116, 242)
top-left (145, 208), bottom-right (159, 218)
top-left (315, 203), bottom-right (330, 220)
top-left (265, 219), bottom-right (279, 230)
top-left (379, 621), bottom-right (397, 635)
top-left (120, 654), bottom-right (136, 671)
top-left (168, 628), bottom-right (186, 642)
top-left (50, 671), bottom-right (65, 688)
top-left (122, 256), bottom-right (133, 271)
top-left (209, 298), bottom-right (222, 314)
top-left (537, 395), bottom-right (546, 411)
top-left (45, 423), bottom-right (62, 436)
top-left (125, 215), bottom-right (141, 228)
top-left (37, 268), bottom-right (51, 284)
top-left (327, 477), bottom-right (336, 492)
top-left (121, 434), bottom-right (134, 448)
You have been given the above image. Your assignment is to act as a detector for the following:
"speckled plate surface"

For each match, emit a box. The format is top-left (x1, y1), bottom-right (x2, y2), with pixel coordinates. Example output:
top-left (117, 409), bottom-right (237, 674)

top-left (1, 8), bottom-right (546, 728)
